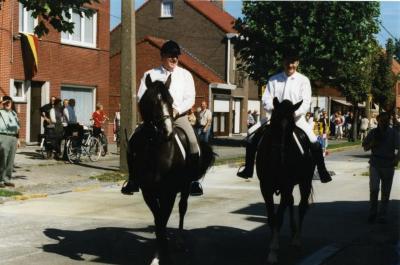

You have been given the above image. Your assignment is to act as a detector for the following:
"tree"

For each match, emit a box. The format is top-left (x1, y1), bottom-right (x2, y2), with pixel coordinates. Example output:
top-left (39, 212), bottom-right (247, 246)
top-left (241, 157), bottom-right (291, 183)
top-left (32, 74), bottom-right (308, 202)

top-left (234, 2), bottom-right (379, 86)
top-left (234, 2), bottom-right (380, 140)
top-left (371, 39), bottom-right (396, 112)
top-left (19, 0), bottom-right (98, 37)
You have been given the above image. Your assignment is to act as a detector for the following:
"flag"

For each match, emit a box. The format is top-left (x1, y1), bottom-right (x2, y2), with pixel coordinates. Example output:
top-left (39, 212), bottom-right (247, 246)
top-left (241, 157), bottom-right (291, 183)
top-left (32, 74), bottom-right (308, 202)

top-left (20, 33), bottom-right (39, 79)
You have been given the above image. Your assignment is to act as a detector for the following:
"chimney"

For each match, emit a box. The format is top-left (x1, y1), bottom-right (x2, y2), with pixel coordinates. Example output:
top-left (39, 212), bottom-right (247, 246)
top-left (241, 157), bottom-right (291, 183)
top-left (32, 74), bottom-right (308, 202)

top-left (210, 0), bottom-right (224, 10)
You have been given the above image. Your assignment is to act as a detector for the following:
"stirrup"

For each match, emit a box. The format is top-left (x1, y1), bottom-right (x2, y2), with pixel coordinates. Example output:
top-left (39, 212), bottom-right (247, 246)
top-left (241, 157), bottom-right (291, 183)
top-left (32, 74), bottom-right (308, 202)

top-left (190, 181), bottom-right (203, 196)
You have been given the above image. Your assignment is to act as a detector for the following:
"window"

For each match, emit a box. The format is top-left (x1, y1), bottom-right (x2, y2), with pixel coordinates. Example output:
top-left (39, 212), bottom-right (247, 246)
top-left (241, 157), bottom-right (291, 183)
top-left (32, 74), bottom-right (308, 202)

top-left (19, 3), bottom-right (37, 34)
top-left (10, 80), bottom-right (28, 102)
top-left (61, 9), bottom-right (97, 48)
top-left (161, 0), bottom-right (173, 18)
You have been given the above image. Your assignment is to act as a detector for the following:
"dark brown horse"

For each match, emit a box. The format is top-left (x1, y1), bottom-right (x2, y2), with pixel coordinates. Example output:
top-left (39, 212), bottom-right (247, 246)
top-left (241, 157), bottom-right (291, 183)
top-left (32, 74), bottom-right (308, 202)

top-left (130, 74), bottom-right (215, 264)
top-left (256, 98), bottom-right (315, 264)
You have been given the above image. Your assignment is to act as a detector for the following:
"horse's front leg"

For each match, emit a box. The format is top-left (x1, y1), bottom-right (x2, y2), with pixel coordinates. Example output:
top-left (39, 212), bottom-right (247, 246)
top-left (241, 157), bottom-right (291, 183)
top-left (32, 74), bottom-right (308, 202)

top-left (155, 192), bottom-right (177, 265)
top-left (260, 182), bottom-right (278, 264)
top-left (295, 180), bottom-right (312, 247)
top-left (142, 192), bottom-right (164, 265)
top-left (288, 194), bottom-right (301, 247)
top-left (176, 182), bottom-right (191, 252)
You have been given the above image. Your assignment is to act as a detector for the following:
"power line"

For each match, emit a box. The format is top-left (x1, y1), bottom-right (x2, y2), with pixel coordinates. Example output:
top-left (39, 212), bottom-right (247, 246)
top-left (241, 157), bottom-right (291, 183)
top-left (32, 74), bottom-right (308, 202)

top-left (379, 21), bottom-right (398, 41)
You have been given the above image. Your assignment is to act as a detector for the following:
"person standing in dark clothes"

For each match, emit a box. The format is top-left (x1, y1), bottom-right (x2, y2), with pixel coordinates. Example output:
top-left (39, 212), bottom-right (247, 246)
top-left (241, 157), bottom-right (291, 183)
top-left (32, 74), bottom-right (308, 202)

top-left (363, 112), bottom-right (400, 224)
top-left (40, 96), bottom-right (56, 130)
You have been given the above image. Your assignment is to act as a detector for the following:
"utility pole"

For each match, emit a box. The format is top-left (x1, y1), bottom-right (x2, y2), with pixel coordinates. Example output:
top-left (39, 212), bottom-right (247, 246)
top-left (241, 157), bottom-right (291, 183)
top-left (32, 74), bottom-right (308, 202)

top-left (120, 0), bottom-right (136, 172)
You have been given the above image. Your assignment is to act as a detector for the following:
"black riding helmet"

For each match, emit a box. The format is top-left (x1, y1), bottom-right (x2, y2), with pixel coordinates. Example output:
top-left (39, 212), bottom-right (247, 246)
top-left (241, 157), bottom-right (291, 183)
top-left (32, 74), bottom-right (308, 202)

top-left (160, 40), bottom-right (181, 58)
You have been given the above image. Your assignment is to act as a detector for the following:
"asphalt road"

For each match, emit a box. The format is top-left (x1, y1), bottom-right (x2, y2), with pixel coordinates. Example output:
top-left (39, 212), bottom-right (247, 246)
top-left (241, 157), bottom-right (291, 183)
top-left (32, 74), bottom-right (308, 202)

top-left (0, 147), bottom-right (399, 265)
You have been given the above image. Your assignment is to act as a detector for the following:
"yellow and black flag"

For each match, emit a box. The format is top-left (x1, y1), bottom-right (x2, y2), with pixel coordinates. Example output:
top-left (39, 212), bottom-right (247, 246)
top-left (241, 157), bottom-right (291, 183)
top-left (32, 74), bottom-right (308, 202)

top-left (20, 33), bottom-right (39, 79)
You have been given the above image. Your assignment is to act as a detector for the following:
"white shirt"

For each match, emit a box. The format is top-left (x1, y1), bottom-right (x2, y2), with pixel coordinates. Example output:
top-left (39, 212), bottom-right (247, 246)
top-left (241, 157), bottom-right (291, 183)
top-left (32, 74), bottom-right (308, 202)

top-left (199, 109), bottom-right (212, 127)
top-left (137, 66), bottom-right (195, 114)
top-left (262, 71), bottom-right (312, 117)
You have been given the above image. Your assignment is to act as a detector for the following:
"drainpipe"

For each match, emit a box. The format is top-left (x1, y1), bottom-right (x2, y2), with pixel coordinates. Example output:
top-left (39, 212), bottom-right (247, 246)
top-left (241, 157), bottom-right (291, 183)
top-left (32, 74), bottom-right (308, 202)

top-left (10, 0), bottom-right (13, 63)
top-left (226, 33), bottom-right (238, 84)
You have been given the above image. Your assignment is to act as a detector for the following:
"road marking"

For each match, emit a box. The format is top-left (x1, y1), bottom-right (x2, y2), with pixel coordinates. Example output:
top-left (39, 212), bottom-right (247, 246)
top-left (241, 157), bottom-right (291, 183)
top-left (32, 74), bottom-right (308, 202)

top-left (296, 244), bottom-right (340, 265)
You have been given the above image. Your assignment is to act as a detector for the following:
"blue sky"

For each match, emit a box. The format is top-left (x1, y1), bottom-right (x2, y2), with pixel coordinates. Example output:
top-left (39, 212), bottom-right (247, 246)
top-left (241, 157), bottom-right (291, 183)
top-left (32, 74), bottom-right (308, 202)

top-left (110, 1), bottom-right (399, 47)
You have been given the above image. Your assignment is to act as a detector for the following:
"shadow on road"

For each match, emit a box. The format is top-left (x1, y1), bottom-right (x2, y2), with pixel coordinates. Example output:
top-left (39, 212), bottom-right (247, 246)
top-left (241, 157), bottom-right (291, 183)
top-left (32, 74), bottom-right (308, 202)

top-left (41, 200), bottom-right (400, 265)
top-left (42, 226), bottom-right (156, 265)
top-left (74, 162), bottom-right (119, 172)
top-left (17, 151), bottom-right (43, 160)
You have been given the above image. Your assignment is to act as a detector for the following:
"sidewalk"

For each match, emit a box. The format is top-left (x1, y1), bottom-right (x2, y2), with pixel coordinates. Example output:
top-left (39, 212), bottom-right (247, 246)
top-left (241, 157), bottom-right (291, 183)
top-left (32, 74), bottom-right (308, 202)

top-left (3, 137), bottom-right (359, 200)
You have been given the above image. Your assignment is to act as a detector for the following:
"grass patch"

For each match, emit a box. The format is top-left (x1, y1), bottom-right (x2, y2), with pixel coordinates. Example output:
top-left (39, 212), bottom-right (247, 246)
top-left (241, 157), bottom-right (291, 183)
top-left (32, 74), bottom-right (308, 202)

top-left (360, 171), bottom-right (369, 176)
top-left (214, 156), bottom-right (244, 166)
top-left (327, 140), bottom-right (361, 150)
top-left (0, 189), bottom-right (22, 197)
top-left (90, 172), bottom-right (127, 182)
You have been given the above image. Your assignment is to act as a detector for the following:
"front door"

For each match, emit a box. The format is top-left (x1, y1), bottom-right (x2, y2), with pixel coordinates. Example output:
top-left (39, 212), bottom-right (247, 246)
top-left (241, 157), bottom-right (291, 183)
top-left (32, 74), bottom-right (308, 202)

top-left (212, 98), bottom-right (230, 136)
top-left (30, 82), bottom-right (42, 143)
top-left (212, 112), bottom-right (229, 136)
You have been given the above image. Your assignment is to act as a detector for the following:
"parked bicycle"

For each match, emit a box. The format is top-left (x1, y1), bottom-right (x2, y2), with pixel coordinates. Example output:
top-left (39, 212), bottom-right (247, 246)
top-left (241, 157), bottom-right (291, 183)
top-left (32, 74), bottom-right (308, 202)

top-left (65, 126), bottom-right (102, 163)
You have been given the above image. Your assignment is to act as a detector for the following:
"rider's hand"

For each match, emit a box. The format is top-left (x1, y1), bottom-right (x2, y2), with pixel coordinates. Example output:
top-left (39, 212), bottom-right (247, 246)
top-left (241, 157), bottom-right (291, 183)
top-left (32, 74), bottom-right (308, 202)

top-left (173, 109), bottom-right (179, 118)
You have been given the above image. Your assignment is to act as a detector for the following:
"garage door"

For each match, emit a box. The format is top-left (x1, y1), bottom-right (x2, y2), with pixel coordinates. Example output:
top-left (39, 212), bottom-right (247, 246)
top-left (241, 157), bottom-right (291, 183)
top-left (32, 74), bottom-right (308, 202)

top-left (61, 86), bottom-right (94, 126)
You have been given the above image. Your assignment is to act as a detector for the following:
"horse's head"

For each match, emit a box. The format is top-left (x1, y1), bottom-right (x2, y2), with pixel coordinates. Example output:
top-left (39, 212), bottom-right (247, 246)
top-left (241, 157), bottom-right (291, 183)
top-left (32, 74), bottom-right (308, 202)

top-left (139, 74), bottom-right (174, 139)
top-left (270, 97), bottom-right (302, 133)
top-left (268, 98), bottom-right (303, 165)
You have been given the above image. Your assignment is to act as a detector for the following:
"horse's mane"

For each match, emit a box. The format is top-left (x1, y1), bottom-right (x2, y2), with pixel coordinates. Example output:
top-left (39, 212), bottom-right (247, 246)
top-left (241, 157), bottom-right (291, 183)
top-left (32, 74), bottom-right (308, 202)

top-left (270, 99), bottom-right (300, 132)
top-left (139, 74), bottom-right (173, 123)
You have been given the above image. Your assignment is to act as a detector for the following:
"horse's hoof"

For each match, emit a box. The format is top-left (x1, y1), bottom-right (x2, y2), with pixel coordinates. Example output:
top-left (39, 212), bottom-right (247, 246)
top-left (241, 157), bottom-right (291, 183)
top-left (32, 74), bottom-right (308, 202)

top-left (150, 257), bottom-right (159, 265)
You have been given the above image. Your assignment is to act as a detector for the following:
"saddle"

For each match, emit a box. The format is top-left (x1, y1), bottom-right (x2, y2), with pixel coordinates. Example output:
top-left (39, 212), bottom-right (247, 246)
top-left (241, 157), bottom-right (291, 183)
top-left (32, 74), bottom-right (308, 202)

top-left (257, 124), bottom-right (311, 157)
top-left (130, 123), bottom-right (194, 162)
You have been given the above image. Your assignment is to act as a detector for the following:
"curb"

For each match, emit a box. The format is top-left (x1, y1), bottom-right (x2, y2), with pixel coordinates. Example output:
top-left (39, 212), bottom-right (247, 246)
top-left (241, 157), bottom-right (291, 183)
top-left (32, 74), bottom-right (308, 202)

top-left (13, 193), bottom-right (48, 201)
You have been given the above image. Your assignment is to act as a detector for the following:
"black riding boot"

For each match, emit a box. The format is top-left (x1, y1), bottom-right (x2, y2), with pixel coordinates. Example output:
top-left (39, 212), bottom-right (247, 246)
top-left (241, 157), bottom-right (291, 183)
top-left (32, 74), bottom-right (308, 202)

top-left (311, 142), bottom-right (332, 183)
top-left (188, 153), bottom-right (203, 196)
top-left (237, 143), bottom-right (256, 179)
top-left (121, 147), bottom-right (140, 195)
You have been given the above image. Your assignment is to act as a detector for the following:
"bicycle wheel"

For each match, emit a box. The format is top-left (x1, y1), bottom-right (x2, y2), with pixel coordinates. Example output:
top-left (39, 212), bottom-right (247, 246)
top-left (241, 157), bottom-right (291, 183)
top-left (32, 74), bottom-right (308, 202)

top-left (66, 137), bottom-right (81, 163)
top-left (88, 137), bottom-right (101, 162)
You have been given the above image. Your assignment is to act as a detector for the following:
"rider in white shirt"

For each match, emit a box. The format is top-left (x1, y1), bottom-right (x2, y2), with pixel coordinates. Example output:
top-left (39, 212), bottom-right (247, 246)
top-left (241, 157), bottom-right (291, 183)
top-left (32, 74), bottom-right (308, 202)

top-left (122, 40), bottom-right (203, 195)
top-left (237, 51), bottom-right (332, 183)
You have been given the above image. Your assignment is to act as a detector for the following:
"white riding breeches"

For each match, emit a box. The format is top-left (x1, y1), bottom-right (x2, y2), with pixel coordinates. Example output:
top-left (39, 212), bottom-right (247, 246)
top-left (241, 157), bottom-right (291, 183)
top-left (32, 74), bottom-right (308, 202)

top-left (295, 116), bottom-right (318, 143)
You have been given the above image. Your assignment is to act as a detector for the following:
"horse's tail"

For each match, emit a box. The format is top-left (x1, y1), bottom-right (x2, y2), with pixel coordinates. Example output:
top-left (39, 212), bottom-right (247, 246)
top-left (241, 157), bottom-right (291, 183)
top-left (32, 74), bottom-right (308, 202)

top-left (198, 141), bottom-right (217, 177)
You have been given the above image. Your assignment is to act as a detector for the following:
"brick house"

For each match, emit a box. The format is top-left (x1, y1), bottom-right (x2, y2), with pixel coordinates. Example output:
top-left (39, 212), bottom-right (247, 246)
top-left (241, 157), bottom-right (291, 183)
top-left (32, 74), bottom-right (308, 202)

top-left (110, 35), bottom-right (225, 123)
top-left (392, 59), bottom-right (400, 112)
top-left (111, 0), bottom-right (260, 136)
top-left (0, 0), bottom-right (110, 143)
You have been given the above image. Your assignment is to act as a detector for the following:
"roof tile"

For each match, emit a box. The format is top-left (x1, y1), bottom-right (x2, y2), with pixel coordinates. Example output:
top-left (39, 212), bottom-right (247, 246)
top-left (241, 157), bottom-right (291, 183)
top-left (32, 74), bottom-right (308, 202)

top-left (141, 36), bottom-right (225, 84)
top-left (185, 0), bottom-right (237, 33)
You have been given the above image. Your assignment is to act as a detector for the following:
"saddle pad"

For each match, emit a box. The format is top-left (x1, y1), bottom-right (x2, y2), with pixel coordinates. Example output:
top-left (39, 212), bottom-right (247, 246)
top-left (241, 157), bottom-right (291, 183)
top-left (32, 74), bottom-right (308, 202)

top-left (174, 134), bottom-right (186, 160)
